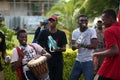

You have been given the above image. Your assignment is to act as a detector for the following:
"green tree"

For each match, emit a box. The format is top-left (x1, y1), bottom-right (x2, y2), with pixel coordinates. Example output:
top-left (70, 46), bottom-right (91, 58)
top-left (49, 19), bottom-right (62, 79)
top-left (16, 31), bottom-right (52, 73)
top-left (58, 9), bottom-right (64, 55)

top-left (1, 21), bottom-right (15, 49)
top-left (46, 0), bottom-right (80, 46)
top-left (78, 0), bottom-right (119, 18)
top-left (46, 0), bottom-right (119, 46)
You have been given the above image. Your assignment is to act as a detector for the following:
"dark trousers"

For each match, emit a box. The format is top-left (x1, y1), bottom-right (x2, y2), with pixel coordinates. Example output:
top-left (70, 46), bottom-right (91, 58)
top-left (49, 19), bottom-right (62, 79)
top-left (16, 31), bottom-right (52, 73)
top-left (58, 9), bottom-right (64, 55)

top-left (24, 70), bottom-right (38, 80)
top-left (0, 57), bottom-right (3, 71)
top-left (98, 76), bottom-right (112, 80)
top-left (48, 62), bottom-right (63, 80)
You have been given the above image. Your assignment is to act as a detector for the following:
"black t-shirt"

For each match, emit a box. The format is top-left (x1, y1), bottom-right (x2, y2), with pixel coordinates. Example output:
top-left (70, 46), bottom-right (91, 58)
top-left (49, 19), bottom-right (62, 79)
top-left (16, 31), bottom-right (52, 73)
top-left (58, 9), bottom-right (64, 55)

top-left (37, 29), bottom-right (67, 64)
top-left (0, 32), bottom-right (6, 52)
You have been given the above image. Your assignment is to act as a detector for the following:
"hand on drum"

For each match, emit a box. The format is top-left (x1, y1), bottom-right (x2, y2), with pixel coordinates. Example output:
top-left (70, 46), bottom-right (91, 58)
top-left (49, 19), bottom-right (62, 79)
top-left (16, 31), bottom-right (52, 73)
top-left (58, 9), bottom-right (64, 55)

top-left (33, 54), bottom-right (42, 60)
top-left (41, 49), bottom-right (47, 55)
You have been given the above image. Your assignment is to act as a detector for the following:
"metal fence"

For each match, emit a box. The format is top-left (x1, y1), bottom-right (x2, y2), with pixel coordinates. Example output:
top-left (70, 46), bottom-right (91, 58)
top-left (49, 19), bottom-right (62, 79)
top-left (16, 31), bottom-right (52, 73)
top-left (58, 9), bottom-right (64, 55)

top-left (4, 16), bottom-right (46, 33)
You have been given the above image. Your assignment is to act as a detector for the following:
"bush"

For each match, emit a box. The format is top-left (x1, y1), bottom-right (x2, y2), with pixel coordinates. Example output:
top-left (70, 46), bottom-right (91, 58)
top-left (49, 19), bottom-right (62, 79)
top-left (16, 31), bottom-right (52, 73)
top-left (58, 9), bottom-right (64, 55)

top-left (1, 21), bottom-right (15, 49)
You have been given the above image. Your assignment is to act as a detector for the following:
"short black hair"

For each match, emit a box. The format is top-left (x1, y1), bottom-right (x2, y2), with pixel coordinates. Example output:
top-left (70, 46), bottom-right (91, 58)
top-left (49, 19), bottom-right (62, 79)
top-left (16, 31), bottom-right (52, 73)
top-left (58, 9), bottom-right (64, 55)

top-left (17, 29), bottom-right (26, 37)
top-left (103, 9), bottom-right (116, 20)
top-left (78, 14), bottom-right (88, 20)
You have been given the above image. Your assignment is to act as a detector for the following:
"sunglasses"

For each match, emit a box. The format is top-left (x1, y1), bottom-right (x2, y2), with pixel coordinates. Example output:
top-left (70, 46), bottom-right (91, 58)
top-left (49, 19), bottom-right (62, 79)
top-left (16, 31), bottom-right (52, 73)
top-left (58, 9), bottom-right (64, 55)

top-left (79, 20), bottom-right (88, 22)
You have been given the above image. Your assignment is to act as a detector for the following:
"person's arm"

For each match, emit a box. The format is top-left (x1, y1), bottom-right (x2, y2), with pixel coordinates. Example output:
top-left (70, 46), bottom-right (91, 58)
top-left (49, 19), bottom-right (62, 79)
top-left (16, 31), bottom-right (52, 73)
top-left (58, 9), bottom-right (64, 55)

top-left (1, 51), bottom-right (6, 60)
top-left (1, 33), bottom-right (7, 63)
top-left (11, 49), bottom-right (25, 71)
top-left (86, 28), bottom-right (97, 49)
top-left (34, 27), bottom-right (41, 39)
top-left (71, 40), bottom-right (78, 51)
top-left (11, 56), bottom-right (23, 71)
top-left (85, 38), bottom-right (97, 49)
top-left (94, 26), bottom-right (119, 57)
top-left (94, 44), bottom-right (119, 58)
top-left (54, 45), bottom-right (66, 52)
top-left (71, 38), bottom-right (97, 50)
top-left (93, 44), bottom-right (119, 67)
top-left (41, 49), bottom-right (51, 59)
top-left (33, 43), bottom-right (51, 59)
top-left (36, 30), bottom-right (45, 47)
top-left (1, 51), bottom-right (10, 65)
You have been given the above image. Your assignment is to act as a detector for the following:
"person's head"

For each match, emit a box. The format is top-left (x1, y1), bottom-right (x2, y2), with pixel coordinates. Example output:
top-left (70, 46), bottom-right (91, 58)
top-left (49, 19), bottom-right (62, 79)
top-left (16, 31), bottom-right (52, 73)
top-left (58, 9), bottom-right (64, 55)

top-left (48, 15), bottom-right (58, 28)
top-left (42, 18), bottom-right (48, 26)
top-left (42, 18), bottom-right (50, 29)
top-left (101, 9), bottom-right (117, 28)
top-left (97, 20), bottom-right (103, 29)
top-left (77, 14), bottom-right (88, 29)
top-left (17, 29), bottom-right (27, 46)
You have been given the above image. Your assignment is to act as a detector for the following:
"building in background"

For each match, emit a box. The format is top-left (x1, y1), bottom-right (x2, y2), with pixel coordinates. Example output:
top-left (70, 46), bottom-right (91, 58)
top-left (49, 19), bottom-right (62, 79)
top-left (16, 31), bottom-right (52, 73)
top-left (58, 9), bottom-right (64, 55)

top-left (0, 0), bottom-right (57, 16)
top-left (0, 0), bottom-right (57, 32)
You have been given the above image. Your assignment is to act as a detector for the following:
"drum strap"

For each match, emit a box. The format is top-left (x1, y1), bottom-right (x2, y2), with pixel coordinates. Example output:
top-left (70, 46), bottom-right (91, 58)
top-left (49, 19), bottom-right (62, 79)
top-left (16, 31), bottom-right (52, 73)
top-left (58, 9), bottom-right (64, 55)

top-left (29, 44), bottom-right (37, 54)
top-left (15, 44), bottom-right (37, 80)
top-left (16, 46), bottom-right (24, 80)
top-left (15, 44), bottom-right (36, 80)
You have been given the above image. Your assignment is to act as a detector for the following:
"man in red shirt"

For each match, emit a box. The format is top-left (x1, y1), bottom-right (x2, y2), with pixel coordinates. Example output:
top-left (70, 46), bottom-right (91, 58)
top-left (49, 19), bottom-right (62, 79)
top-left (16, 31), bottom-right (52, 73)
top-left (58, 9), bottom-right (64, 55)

top-left (93, 9), bottom-right (120, 80)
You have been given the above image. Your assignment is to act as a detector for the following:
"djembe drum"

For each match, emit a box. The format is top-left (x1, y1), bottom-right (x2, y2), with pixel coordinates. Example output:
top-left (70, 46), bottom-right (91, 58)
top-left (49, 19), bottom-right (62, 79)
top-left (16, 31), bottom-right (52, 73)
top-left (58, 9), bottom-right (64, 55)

top-left (27, 56), bottom-right (49, 80)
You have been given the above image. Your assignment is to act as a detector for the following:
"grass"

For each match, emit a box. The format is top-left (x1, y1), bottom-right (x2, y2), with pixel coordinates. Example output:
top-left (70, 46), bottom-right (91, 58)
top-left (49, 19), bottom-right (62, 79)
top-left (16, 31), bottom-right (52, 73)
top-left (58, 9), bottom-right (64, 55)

top-left (3, 34), bottom-right (84, 80)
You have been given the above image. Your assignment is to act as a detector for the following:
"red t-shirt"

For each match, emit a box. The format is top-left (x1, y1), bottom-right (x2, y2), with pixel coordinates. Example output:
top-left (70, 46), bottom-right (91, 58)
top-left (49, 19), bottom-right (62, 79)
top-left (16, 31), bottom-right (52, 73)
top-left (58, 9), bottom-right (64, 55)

top-left (98, 22), bottom-right (120, 80)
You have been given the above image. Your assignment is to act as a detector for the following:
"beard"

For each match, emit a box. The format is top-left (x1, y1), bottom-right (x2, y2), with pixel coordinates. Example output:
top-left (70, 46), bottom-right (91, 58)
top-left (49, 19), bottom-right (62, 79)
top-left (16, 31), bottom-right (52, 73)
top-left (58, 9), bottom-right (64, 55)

top-left (80, 23), bottom-right (87, 30)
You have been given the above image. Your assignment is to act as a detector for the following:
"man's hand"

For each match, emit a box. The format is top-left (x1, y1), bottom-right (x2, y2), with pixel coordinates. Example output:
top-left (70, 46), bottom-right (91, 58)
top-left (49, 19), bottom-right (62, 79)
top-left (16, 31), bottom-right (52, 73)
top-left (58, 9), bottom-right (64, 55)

top-left (93, 53), bottom-right (99, 71)
top-left (33, 54), bottom-right (41, 60)
top-left (4, 55), bottom-right (11, 65)
top-left (72, 44), bottom-right (81, 51)
top-left (54, 47), bottom-right (61, 52)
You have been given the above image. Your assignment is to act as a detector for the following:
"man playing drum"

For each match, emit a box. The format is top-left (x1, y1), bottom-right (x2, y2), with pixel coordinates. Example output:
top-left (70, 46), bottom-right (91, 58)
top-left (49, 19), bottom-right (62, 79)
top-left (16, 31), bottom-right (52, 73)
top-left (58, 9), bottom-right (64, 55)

top-left (11, 29), bottom-right (51, 80)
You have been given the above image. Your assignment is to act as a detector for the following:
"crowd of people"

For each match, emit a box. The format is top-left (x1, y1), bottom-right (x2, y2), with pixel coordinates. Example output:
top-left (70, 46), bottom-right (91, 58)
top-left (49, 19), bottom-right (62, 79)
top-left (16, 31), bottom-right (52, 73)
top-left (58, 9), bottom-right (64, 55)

top-left (0, 8), bottom-right (120, 80)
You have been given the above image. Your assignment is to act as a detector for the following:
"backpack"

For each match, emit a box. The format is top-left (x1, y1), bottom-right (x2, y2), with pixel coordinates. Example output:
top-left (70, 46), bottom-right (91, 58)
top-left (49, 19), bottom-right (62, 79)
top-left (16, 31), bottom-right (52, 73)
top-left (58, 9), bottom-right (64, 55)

top-left (15, 44), bottom-right (36, 80)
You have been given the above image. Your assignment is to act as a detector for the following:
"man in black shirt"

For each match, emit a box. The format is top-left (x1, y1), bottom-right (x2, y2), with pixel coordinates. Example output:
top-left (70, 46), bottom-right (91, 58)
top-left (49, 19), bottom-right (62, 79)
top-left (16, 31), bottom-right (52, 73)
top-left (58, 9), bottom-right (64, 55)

top-left (37, 15), bottom-right (67, 80)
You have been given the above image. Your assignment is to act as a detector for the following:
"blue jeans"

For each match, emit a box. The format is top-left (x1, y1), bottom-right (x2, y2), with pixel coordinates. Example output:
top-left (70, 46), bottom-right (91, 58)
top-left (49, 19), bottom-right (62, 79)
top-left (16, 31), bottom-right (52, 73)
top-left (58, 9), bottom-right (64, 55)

top-left (69, 61), bottom-right (94, 80)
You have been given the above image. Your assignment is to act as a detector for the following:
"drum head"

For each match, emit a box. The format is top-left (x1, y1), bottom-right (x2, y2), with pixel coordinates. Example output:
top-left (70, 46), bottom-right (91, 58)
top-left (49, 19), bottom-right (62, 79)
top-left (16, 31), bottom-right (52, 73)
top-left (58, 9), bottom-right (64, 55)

top-left (27, 56), bottom-right (47, 67)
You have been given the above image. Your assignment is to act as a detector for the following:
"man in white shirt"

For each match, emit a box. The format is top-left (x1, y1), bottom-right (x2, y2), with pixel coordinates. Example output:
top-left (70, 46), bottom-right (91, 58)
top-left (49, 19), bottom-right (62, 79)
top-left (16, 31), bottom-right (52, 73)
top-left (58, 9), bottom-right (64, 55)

top-left (69, 14), bottom-right (97, 80)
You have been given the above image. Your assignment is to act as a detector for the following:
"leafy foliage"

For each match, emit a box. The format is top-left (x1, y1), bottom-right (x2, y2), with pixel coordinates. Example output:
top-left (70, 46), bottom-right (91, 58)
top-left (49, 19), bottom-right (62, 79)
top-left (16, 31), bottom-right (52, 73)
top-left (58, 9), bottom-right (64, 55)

top-left (45, 0), bottom-right (119, 46)
top-left (1, 21), bottom-right (15, 49)
top-left (79, 0), bottom-right (119, 19)
top-left (46, 0), bottom-right (79, 46)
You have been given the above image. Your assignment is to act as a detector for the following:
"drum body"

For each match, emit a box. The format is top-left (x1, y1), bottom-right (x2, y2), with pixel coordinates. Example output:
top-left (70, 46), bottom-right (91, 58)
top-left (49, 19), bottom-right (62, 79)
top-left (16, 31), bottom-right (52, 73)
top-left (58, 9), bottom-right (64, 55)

top-left (27, 56), bottom-right (49, 80)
